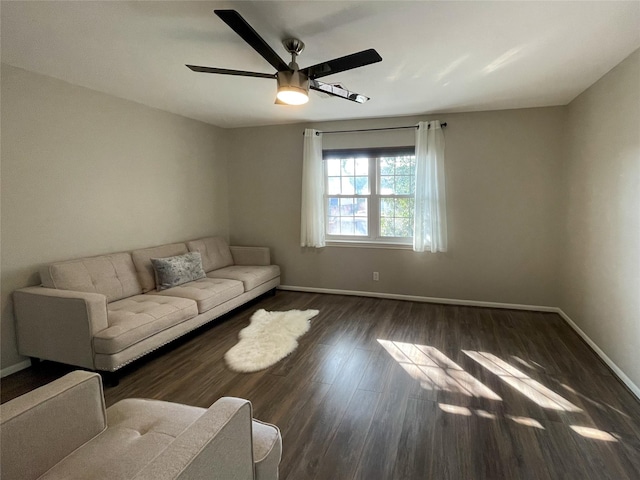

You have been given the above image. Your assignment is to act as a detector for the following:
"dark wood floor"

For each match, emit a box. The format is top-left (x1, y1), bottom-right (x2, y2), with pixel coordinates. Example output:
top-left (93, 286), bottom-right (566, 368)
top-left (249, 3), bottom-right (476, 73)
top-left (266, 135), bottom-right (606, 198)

top-left (3, 291), bottom-right (640, 479)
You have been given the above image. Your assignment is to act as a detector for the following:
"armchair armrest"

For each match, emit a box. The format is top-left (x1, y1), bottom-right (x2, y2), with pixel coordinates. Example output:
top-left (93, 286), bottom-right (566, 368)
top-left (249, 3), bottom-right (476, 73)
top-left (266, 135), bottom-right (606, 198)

top-left (0, 371), bottom-right (107, 480)
top-left (13, 287), bottom-right (108, 369)
top-left (132, 397), bottom-right (254, 480)
top-left (230, 246), bottom-right (271, 266)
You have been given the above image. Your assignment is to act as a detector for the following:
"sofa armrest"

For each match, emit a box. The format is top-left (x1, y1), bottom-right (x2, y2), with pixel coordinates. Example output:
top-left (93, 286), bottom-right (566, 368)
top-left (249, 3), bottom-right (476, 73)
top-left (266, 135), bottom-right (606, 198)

top-left (230, 246), bottom-right (271, 266)
top-left (13, 287), bottom-right (108, 369)
top-left (132, 397), bottom-right (255, 480)
top-left (0, 371), bottom-right (107, 480)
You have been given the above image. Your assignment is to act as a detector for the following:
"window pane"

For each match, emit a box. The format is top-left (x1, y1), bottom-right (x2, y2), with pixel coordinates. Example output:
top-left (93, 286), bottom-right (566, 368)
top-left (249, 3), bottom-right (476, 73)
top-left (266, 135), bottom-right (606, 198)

top-left (341, 177), bottom-right (354, 195)
top-left (327, 159), bottom-right (340, 176)
top-left (341, 158), bottom-right (354, 175)
top-left (378, 156), bottom-right (416, 195)
top-left (395, 175), bottom-right (412, 195)
top-left (395, 217), bottom-right (413, 237)
top-left (327, 216), bottom-right (340, 235)
top-left (328, 177), bottom-right (341, 195)
top-left (380, 198), bottom-right (394, 217)
top-left (340, 197), bottom-right (355, 213)
top-left (340, 218), bottom-right (355, 235)
top-left (396, 198), bottom-right (414, 218)
top-left (355, 157), bottom-right (369, 175)
top-left (395, 156), bottom-right (414, 176)
top-left (356, 218), bottom-right (368, 235)
top-left (379, 198), bottom-right (415, 237)
top-left (380, 157), bottom-right (394, 175)
top-left (380, 176), bottom-right (394, 194)
top-left (355, 198), bottom-right (368, 217)
top-left (380, 217), bottom-right (394, 237)
top-left (327, 197), bottom-right (339, 215)
top-left (355, 176), bottom-right (369, 195)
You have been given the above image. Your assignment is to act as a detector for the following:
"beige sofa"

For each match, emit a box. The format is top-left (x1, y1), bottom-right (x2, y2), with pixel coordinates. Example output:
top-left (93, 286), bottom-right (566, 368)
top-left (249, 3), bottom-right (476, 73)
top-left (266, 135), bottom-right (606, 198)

top-left (0, 371), bottom-right (282, 480)
top-left (13, 237), bottom-right (280, 377)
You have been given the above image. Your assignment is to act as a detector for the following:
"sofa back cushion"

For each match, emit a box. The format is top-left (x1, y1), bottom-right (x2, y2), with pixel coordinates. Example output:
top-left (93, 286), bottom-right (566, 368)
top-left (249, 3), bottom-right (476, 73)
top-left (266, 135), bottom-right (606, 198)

top-left (131, 243), bottom-right (188, 293)
top-left (40, 253), bottom-right (142, 303)
top-left (187, 237), bottom-right (234, 273)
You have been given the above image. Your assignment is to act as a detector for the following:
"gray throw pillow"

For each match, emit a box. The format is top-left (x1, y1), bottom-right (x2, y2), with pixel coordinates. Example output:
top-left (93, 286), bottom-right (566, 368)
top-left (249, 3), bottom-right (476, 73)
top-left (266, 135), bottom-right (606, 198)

top-left (151, 252), bottom-right (206, 291)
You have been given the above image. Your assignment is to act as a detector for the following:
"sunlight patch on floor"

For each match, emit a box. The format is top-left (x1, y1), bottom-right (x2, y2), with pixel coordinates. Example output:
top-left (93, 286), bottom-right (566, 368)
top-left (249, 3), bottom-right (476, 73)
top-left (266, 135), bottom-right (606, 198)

top-left (507, 415), bottom-right (544, 429)
top-left (439, 403), bottom-right (473, 416)
top-left (464, 350), bottom-right (582, 412)
top-left (377, 339), bottom-right (501, 400)
top-left (570, 425), bottom-right (618, 442)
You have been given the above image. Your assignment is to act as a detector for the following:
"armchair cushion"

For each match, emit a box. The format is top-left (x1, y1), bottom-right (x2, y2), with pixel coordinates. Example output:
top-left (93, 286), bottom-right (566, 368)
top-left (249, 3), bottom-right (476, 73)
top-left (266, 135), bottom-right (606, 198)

top-left (38, 399), bottom-right (205, 480)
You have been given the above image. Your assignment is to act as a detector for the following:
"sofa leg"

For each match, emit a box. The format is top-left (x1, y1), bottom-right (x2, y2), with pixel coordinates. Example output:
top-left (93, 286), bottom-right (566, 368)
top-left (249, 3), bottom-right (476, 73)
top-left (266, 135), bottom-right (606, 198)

top-left (99, 371), bottom-right (120, 387)
top-left (270, 288), bottom-right (277, 297)
top-left (30, 357), bottom-right (41, 369)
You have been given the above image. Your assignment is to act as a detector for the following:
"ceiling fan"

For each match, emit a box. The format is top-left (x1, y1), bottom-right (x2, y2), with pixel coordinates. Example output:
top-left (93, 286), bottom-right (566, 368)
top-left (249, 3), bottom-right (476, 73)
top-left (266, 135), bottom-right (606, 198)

top-left (186, 10), bottom-right (382, 106)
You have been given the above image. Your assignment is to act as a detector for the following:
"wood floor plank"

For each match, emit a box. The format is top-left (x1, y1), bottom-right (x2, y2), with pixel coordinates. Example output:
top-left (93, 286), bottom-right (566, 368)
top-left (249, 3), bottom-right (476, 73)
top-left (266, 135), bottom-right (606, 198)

top-left (353, 352), bottom-right (414, 479)
top-left (2, 291), bottom-right (639, 479)
top-left (313, 388), bottom-right (380, 480)
top-left (279, 347), bottom-right (375, 480)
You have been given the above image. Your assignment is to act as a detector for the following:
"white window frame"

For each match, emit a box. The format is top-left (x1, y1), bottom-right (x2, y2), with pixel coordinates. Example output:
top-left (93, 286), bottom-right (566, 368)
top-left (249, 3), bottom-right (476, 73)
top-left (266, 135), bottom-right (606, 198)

top-left (323, 146), bottom-right (416, 247)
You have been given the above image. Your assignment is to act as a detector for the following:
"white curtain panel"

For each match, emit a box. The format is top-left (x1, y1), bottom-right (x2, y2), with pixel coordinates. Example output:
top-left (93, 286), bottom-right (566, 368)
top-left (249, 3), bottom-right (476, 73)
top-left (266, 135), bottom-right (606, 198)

top-left (300, 129), bottom-right (326, 248)
top-left (413, 121), bottom-right (448, 253)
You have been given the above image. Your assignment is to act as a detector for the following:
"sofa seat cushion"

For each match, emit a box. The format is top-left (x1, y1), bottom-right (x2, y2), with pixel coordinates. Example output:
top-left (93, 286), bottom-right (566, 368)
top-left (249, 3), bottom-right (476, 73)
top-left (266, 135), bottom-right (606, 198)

top-left (207, 265), bottom-right (281, 292)
top-left (94, 296), bottom-right (198, 354)
top-left (148, 278), bottom-right (244, 314)
top-left (252, 419), bottom-right (282, 480)
top-left (38, 399), bottom-right (205, 480)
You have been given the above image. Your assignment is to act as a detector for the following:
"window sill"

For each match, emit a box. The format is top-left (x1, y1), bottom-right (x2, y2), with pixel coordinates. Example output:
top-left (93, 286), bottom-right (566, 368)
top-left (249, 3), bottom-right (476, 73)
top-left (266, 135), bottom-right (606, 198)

top-left (325, 240), bottom-right (413, 250)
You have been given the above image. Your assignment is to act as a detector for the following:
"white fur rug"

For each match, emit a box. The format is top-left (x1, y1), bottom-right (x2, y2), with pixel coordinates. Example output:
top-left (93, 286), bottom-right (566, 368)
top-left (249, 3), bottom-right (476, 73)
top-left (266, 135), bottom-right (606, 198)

top-left (224, 309), bottom-right (319, 373)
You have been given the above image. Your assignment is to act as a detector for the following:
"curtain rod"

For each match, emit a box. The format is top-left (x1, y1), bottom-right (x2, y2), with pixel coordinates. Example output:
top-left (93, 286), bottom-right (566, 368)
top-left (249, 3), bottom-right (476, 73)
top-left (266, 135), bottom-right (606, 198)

top-left (307, 123), bottom-right (447, 136)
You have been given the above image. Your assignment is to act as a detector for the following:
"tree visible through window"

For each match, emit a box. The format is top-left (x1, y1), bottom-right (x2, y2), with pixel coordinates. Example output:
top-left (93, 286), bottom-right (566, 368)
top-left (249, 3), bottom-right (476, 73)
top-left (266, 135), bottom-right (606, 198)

top-left (324, 147), bottom-right (415, 244)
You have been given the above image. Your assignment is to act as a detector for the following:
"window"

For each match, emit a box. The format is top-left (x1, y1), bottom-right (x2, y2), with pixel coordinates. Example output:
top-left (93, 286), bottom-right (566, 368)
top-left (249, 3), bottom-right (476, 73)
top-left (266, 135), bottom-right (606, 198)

top-left (324, 146), bottom-right (416, 245)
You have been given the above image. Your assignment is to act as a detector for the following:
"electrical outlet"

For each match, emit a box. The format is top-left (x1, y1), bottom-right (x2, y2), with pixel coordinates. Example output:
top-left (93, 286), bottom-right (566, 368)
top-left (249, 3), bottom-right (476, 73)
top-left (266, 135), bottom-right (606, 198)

top-left (373, 272), bottom-right (379, 281)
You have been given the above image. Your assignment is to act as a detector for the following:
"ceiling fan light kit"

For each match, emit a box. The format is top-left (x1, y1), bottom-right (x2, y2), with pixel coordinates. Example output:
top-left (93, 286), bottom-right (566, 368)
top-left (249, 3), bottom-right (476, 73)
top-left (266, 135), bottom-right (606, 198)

top-left (276, 70), bottom-right (309, 105)
top-left (186, 10), bottom-right (382, 106)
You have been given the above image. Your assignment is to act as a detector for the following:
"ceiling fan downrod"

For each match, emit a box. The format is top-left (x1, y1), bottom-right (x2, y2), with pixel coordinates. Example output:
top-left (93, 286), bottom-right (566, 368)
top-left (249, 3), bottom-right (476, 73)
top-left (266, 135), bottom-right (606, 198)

top-left (282, 38), bottom-right (305, 71)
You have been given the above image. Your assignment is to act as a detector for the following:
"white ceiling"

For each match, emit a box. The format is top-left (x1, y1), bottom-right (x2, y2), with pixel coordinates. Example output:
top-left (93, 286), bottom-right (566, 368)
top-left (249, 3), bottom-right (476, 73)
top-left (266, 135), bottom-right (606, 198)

top-left (2, 1), bottom-right (639, 128)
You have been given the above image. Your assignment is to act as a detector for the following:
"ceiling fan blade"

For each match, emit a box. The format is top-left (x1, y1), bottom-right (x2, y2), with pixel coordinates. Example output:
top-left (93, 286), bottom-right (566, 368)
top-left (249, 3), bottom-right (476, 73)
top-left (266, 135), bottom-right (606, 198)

top-left (310, 80), bottom-right (370, 104)
top-left (214, 10), bottom-right (290, 72)
top-left (186, 65), bottom-right (275, 79)
top-left (301, 49), bottom-right (382, 79)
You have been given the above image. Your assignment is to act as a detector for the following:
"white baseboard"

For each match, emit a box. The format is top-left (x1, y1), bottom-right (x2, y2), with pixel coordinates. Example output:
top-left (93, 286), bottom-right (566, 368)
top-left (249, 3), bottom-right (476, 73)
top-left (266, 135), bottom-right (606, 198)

top-left (278, 285), bottom-right (639, 401)
top-left (278, 285), bottom-right (558, 312)
top-left (1, 359), bottom-right (31, 378)
top-left (555, 308), bottom-right (640, 399)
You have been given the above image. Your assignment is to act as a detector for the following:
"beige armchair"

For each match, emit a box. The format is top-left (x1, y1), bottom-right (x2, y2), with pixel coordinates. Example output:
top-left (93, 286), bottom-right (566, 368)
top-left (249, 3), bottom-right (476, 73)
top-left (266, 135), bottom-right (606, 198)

top-left (0, 371), bottom-right (281, 480)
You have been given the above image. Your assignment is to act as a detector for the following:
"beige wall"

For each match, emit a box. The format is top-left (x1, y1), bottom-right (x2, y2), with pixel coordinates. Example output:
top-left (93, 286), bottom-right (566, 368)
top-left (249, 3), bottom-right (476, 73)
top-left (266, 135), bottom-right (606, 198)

top-left (227, 107), bottom-right (565, 307)
top-left (1, 65), bottom-right (229, 369)
top-left (561, 49), bottom-right (640, 388)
